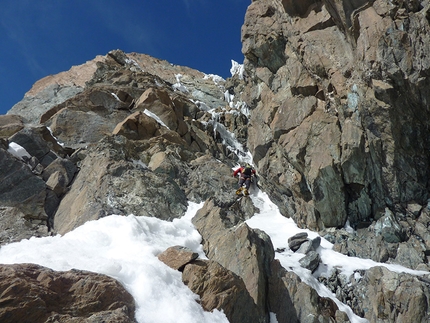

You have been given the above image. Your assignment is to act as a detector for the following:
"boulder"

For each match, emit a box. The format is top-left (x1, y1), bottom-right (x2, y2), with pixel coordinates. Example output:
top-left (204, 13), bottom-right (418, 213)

top-left (45, 171), bottom-right (68, 196)
top-left (296, 240), bottom-right (313, 254)
top-left (0, 263), bottom-right (136, 323)
top-left (288, 232), bottom-right (309, 252)
top-left (311, 236), bottom-right (321, 250)
top-left (157, 245), bottom-right (199, 271)
top-left (182, 259), bottom-right (260, 323)
top-left (299, 251), bottom-right (321, 273)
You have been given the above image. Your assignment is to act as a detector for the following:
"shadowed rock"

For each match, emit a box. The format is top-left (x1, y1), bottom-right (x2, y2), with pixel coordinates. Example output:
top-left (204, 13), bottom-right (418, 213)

top-left (0, 148), bottom-right (47, 220)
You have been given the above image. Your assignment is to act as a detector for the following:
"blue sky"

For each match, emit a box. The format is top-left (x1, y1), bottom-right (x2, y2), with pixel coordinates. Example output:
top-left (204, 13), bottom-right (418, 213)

top-left (0, 0), bottom-right (249, 115)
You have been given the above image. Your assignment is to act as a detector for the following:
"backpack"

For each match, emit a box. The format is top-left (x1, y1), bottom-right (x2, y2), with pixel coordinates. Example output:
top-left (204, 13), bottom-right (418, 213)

top-left (243, 164), bottom-right (253, 176)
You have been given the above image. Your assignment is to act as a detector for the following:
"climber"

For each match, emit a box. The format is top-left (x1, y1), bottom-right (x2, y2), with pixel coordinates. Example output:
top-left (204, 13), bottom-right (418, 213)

top-left (233, 163), bottom-right (256, 196)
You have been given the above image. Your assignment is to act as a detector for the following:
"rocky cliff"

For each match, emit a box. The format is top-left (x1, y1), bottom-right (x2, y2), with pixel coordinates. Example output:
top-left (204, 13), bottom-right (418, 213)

top-left (241, 0), bottom-right (430, 232)
top-left (1, 0), bottom-right (430, 322)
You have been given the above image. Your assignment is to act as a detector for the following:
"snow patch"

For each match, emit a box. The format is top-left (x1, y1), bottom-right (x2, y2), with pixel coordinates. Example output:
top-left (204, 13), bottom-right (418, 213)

top-left (203, 73), bottom-right (224, 85)
top-left (144, 109), bottom-right (169, 129)
top-left (347, 84), bottom-right (359, 111)
top-left (47, 126), bottom-right (65, 147)
top-left (111, 92), bottom-right (121, 101)
top-left (7, 142), bottom-right (31, 160)
top-left (124, 57), bottom-right (144, 72)
top-left (173, 74), bottom-right (189, 93)
top-left (246, 190), bottom-right (428, 323)
top-left (0, 202), bottom-right (227, 323)
top-left (230, 60), bottom-right (244, 79)
top-left (224, 90), bottom-right (234, 103)
top-left (132, 159), bottom-right (148, 170)
top-left (191, 99), bottom-right (211, 112)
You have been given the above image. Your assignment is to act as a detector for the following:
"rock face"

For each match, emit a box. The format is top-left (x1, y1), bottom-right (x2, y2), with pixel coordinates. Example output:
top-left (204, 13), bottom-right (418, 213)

top-left (8, 56), bottom-right (105, 125)
top-left (241, 0), bottom-right (430, 232)
top-left (1, 0), bottom-right (430, 322)
top-left (0, 263), bottom-right (136, 323)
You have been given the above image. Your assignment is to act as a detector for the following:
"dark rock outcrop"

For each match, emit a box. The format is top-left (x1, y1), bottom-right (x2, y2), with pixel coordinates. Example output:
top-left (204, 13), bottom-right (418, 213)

top-left (0, 147), bottom-right (47, 222)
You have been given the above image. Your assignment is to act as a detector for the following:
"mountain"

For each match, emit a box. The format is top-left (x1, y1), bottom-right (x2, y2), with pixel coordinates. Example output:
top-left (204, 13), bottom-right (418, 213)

top-left (1, 0), bottom-right (430, 322)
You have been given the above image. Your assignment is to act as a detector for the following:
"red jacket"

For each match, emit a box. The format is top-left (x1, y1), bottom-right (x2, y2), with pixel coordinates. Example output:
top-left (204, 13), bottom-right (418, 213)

top-left (233, 166), bottom-right (256, 177)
